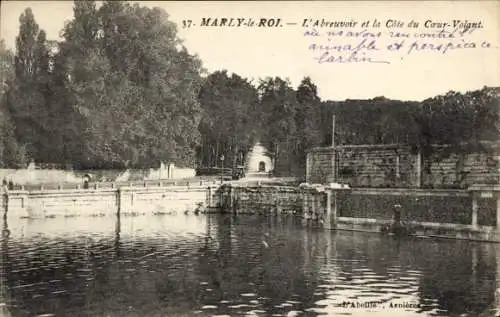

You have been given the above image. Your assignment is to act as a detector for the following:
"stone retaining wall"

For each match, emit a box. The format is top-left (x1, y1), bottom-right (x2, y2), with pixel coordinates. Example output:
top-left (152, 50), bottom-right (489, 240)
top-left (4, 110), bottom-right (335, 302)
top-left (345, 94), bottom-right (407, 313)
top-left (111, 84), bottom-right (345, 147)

top-left (216, 184), bottom-right (500, 242)
top-left (214, 185), bottom-right (306, 214)
top-left (336, 145), bottom-right (419, 187)
top-left (307, 144), bottom-right (500, 188)
top-left (213, 184), bottom-right (331, 219)
top-left (2, 185), bottom-right (209, 219)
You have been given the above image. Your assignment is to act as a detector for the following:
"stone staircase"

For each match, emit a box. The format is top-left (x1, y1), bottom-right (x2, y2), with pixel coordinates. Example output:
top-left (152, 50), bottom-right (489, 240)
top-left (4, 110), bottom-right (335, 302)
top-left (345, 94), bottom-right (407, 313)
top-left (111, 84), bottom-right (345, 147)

top-left (246, 171), bottom-right (271, 179)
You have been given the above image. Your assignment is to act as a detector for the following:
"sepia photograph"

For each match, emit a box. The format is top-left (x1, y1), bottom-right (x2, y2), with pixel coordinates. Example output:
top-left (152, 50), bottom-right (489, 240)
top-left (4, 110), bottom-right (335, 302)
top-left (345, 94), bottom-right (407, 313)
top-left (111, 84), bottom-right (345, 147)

top-left (0, 1), bottom-right (499, 316)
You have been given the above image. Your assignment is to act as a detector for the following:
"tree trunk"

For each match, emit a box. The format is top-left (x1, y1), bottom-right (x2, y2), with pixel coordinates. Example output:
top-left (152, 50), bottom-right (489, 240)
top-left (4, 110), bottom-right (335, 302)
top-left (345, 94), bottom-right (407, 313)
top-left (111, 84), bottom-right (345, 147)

top-left (232, 143), bottom-right (238, 168)
top-left (215, 141), bottom-right (219, 167)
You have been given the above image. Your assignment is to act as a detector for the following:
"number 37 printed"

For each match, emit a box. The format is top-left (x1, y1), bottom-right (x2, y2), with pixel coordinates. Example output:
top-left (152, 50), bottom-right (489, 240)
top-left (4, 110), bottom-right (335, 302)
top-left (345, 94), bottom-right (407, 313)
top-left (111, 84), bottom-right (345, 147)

top-left (182, 20), bottom-right (193, 28)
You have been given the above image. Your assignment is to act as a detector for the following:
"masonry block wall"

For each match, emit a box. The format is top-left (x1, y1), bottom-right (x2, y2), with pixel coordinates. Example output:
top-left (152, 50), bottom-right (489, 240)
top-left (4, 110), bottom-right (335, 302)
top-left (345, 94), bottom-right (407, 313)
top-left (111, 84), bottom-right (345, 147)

top-left (307, 147), bottom-right (335, 184)
top-left (213, 184), bottom-right (328, 216)
top-left (307, 144), bottom-right (499, 188)
top-left (229, 185), bottom-right (304, 214)
top-left (426, 152), bottom-right (499, 187)
top-left (336, 145), bottom-right (419, 187)
top-left (4, 186), bottom-right (208, 219)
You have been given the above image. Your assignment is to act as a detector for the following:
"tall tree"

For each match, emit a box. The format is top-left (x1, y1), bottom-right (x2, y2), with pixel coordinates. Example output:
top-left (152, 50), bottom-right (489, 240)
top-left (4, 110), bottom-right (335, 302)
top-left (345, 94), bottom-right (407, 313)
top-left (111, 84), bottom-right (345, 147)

top-left (198, 70), bottom-right (259, 168)
top-left (0, 39), bottom-right (26, 168)
top-left (56, 1), bottom-right (204, 169)
top-left (258, 77), bottom-right (300, 175)
top-left (295, 77), bottom-right (322, 172)
top-left (8, 8), bottom-right (50, 162)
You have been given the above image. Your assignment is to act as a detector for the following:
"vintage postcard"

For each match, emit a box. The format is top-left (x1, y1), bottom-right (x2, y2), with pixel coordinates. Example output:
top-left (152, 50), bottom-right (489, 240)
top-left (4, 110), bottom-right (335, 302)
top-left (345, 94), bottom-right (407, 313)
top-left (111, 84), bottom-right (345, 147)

top-left (0, 1), bottom-right (499, 316)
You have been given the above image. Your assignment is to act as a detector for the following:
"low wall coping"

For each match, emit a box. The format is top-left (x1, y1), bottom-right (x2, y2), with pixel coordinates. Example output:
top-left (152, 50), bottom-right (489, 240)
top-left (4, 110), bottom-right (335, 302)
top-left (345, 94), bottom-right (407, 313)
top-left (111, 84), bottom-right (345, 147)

top-left (120, 185), bottom-right (208, 191)
top-left (468, 184), bottom-right (500, 192)
top-left (308, 144), bottom-right (404, 153)
top-left (350, 188), bottom-right (470, 197)
top-left (308, 141), bottom-right (500, 154)
top-left (338, 217), bottom-right (495, 233)
top-left (4, 185), bottom-right (209, 197)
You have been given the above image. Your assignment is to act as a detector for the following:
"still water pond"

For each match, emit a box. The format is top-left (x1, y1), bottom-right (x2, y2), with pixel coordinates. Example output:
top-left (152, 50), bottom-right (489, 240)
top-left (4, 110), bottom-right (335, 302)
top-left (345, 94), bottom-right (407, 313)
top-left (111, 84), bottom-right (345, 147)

top-left (1, 214), bottom-right (499, 317)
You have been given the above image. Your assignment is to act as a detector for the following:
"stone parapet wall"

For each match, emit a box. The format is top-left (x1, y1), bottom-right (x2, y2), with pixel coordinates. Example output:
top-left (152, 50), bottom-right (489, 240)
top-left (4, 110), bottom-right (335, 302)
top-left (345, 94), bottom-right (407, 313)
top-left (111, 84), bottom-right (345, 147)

top-left (218, 184), bottom-right (500, 242)
top-left (339, 190), bottom-right (474, 225)
top-left (307, 148), bottom-right (334, 184)
top-left (307, 144), bottom-right (499, 188)
top-left (213, 184), bottom-right (326, 216)
top-left (337, 145), bottom-right (419, 187)
top-left (216, 185), bottom-right (302, 214)
top-left (3, 186), bottom-right (209, 219)
top-left (426, 151), bottom-right (499, 187)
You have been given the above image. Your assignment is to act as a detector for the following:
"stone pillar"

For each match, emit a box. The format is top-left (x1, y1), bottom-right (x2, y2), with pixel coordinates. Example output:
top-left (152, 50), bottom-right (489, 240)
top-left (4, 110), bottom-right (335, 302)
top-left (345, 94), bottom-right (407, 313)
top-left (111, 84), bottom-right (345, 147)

top-left (116, 189), bottom-right (122, 215)
top-left (496, 193), bottom-right (500, 229)
top-left (415, 151), bottom-right (422, 188)
top-left (207, 186), bottom-right (213, 207)
top-left (229, 187), bottom-right (234, 213)
top-left (333, 191), bottom-right (338, 223)
top-left (302, 191), bottom-right (308, 214)
top-left (324, 190), bottom-right (337, 229)
top-left (309, 193), bottom-right (315, 220)
top-left (1, 191), bottom-right (7, 217)
top-left (316, 192), bottom-right (322, 220)
top-left (311, 191), bottom-right (321, 220)
top-left (324, 190), bottom-right (331, 229)
top-left (306, 153), bottom-right (311, 183)
top-left (471, 192), bottom-right (478, 228)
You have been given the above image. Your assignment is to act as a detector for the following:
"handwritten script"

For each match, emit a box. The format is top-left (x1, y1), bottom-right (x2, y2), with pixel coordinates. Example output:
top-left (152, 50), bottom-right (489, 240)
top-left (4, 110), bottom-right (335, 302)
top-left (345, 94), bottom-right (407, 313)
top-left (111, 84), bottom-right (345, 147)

top-left (303, 19), bottom-right (496, 64)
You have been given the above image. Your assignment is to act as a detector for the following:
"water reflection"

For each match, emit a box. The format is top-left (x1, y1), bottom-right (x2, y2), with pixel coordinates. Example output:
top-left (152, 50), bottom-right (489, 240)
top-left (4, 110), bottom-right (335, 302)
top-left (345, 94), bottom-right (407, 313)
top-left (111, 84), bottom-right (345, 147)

top-left (0, 213), bottom-right (499, 316)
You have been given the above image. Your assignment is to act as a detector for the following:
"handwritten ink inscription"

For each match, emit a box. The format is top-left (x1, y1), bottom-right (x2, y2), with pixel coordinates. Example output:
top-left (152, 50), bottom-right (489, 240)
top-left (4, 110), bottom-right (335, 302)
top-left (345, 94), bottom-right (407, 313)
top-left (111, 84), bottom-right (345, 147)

top-left (179, 16), bottom-right (495, 64)
top-left (303, 19), bottom-right (495, 64)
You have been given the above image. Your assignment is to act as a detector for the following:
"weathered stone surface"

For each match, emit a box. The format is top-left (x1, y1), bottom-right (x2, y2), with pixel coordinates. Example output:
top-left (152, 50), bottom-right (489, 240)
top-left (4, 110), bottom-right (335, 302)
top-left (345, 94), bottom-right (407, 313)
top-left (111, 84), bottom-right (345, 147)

top-left (307, 144), bottom-right (499, 188)
top-left (213, 184), bottom-right (326, 216)
top-left (3, 186), bottom-right (208, 219)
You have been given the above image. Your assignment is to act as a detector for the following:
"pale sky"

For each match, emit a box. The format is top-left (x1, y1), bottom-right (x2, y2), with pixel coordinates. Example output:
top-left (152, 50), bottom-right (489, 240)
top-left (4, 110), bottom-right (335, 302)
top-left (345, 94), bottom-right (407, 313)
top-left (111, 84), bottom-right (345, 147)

top-left (1, 1), bottom-right (499, 101)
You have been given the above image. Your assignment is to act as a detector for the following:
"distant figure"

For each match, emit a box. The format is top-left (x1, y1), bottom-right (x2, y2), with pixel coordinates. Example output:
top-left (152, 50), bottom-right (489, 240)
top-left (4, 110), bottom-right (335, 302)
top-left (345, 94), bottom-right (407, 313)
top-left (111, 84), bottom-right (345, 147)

top-left (7, 180), bottom-right (14, 190)
top-left (1, 179), bottom-right (7, 194)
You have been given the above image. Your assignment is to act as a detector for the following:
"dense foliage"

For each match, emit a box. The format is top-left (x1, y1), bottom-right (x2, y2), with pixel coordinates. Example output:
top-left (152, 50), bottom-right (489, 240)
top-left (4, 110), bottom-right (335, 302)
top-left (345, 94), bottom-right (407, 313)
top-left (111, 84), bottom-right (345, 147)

top-left (198, 71), bottom-right (259, 169)
top-left (0, 39), bottom-right (27, 168)
top-left (0, 2), bottom-right (498, 175)
top-left (1, 2), bottom-right (203, 169)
